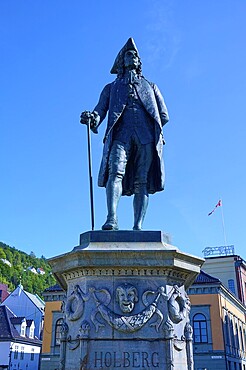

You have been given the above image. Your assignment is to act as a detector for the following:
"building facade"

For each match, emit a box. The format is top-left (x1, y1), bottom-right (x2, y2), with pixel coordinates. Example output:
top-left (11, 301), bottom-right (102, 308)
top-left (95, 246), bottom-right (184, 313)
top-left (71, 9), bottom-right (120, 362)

top-left (0, 305), bottom-right (41, 370)
top-left (1, 284), bottom-right (45, 339)
top-left (0, 284), bottom-right (9, 304)
top-left (202, 251), bottom-right (246, 305)
top-left (188, 270), bottom-right (246, 370)
top-left (40, 284), bottom-right (64, 370)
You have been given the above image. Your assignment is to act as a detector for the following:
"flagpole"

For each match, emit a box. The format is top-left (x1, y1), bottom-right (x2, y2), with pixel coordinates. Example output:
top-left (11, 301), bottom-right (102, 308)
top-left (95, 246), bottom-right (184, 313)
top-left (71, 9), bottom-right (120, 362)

top-left (220, 199), bottom-right (227, 246)
top-left (208, 199), bottom-right (228, 246)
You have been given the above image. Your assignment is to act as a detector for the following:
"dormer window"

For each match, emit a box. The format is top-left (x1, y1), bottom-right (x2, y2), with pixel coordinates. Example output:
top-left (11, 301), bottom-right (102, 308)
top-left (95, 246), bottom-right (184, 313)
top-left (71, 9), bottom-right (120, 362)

top-left (21, 322), bottom-right (26, 336)
top-left (26, 320), bottom-right (35, 338)
top-left (30, 326), bottom-right (34, 338)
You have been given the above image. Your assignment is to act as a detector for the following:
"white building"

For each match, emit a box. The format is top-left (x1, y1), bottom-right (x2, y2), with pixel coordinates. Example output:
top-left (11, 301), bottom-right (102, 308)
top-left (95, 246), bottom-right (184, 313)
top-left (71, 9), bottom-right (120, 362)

top-left (27, 266), bottom-right (38, 274)
top-left (0, 259), bottom-right (12, 267)
top-left (1, 284), bottom-right (45, 339)
top-left (0, 305), bottom-right (41, 370)
top-left (37, 267), bottom-right (45, 275)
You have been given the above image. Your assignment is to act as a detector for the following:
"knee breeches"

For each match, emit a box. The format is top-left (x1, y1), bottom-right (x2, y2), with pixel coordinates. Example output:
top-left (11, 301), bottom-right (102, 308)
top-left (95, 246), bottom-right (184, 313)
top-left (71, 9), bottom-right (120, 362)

top-left (108, 136), bottom-right (154, 193)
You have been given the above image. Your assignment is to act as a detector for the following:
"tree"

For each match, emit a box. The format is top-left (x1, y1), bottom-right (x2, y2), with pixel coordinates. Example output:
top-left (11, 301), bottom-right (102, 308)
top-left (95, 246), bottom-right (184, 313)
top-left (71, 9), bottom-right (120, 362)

top-left (0, 241), bottom-right (56, 297)
top-left (30, 251), bottom-right (36, 258)
top-left (0, 248), bottom-right (6, 260)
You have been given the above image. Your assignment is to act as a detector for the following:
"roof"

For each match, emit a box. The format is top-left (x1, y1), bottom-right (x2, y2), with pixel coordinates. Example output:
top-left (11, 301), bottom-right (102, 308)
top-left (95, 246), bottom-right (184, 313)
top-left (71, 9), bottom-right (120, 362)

top-left (204, 254), bottom-right (246, 265)
top-left (193, 270), bottom-right (221, 284)
top-left (0, 306), bottom-right (18, 340)
top-left (44, 283), bottom-right (64, 292)
top-left (1, 285), bottom-right (45, 314)
top-left (26, 319), bottom-right (34, 327)
top-left (0, 305), bottom-right (41, 345)
top-left (10, 317), bottom-right (25, 325)
top-left (24, 290), bottom-right (45, 312)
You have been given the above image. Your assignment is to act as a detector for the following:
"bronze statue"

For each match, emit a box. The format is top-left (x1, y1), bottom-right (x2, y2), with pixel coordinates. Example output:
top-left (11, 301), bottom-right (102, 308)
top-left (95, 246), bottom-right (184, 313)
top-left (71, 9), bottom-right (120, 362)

top-left (81, 38), bottom-right (169, 231)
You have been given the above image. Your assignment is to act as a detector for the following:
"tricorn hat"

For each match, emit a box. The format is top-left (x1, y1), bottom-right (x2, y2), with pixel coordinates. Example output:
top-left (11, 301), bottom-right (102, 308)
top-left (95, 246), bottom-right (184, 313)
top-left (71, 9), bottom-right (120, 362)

top-left (110, 37), bottom-right (140, 74)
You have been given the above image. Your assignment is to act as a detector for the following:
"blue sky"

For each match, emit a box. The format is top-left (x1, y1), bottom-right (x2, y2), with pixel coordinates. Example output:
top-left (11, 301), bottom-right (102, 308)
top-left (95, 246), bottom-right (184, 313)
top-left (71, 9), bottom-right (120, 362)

top-left (1, 0), bottom-right (246, 259)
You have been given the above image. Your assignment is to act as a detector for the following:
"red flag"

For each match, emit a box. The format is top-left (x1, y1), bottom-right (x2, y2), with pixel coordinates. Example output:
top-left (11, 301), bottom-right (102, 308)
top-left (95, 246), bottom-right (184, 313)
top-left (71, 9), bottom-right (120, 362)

top-left (208, 199), bottom-right (222, 216)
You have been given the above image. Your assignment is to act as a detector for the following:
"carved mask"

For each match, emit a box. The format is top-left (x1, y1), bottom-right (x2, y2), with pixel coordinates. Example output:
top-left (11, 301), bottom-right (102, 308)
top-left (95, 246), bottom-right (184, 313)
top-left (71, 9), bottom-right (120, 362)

top-left (116, 283), bottom-right (138, 313)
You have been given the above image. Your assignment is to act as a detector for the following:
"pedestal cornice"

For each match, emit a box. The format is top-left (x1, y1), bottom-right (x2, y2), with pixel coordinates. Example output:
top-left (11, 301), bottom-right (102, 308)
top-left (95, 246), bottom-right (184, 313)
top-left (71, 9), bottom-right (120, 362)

top-left (49, 231), bottom-right (204, 291)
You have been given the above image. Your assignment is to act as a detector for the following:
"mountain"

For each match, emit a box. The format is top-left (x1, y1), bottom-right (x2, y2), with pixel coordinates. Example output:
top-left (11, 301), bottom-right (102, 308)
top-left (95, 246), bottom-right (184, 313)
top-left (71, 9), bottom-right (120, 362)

top-left (0, 242), bottom-right (56, 298)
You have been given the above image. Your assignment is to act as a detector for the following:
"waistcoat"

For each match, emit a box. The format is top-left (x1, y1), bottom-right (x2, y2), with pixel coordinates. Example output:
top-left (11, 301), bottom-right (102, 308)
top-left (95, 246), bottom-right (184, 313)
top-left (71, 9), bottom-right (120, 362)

top-left (113, 81), bottom-right (154, 144)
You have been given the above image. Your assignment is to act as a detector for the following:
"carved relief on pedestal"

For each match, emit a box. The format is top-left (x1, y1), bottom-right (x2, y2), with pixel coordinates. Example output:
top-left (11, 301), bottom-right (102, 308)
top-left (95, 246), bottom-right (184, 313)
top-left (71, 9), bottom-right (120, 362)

top-left (115, 283), bottom-right (138, 313)
top-left (184, 302), bottom-right (194, 370)
top-left (90, 284), bottom-right (167, 333)
top-left (59, 320), bottom-right (69, 370)
top-left (63, 282), bottom-right (191, 335)
top-left (184, 322), bottom-right (193, 341)
top-left (60, 281), bottom-right (193, 370)
top-left (163, 319), bottom-right (174, 339)
top-left (161, 284), bottom-right (192, 370)
top-left (79, 320), bottom-right (91, 338)
top-left (67, 320), bottom-right (91, 351)
top-left (65, 284), bottom-right (90, 321)
top-left (62, 282), bottom-right (193, 365)
top-left (79, 321), bottom-right (91, 370)
top-left (167, 285), bottom-right (191, 324)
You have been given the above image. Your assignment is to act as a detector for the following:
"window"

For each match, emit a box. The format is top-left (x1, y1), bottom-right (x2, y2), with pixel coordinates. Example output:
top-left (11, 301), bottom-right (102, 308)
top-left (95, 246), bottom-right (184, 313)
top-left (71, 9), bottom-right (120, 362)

top-left (230, 318), bottom-right (236, 350)
top-left (14, 345), bottom-right (18, 359)
top-left (30, 348), bottom-right (34, 361)
top-left (228, 279), bottom-right (236, 295)
top-left (224, 315), bottom-right (230, 347)
top-left (193, 313), bottom-right (208, 343)
top-left (29, 326), bottom-right (34, 339)
top-left (20, 346), bottom-right (24, 360)
top-left (235, 323), bottom-right (240, 350)
top-left (55, 319), bottom-right (63, 346)
top-left (240, 326), bottom-right (244, 352)
top-left (21, 323), bottom-right (26, 336)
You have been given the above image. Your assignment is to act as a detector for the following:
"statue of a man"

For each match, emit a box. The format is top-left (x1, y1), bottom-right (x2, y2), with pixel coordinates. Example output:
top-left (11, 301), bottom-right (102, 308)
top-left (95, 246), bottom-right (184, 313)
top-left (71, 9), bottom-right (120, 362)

top-left (81, 38), bottom-right (169, 231)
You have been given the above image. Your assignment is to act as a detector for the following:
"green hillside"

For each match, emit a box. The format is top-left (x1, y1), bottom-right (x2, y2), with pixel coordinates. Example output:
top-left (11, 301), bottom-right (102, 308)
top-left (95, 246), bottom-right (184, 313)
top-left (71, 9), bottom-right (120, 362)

top-left (0, 241), bottom-right (56, 298)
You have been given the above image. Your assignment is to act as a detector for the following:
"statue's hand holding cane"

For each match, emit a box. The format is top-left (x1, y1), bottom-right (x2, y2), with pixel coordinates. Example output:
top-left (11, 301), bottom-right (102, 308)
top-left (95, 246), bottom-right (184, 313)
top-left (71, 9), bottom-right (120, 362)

top-left (80, 110), bottom-right (100, 230)
top-left (80, 111), bottom-right (100, 134)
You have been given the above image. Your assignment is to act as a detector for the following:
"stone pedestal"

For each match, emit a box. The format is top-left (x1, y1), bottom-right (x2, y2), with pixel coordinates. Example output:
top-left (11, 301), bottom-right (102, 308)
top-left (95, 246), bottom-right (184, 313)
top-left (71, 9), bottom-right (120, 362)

top-left (49, 231), bottom-right (203, 370)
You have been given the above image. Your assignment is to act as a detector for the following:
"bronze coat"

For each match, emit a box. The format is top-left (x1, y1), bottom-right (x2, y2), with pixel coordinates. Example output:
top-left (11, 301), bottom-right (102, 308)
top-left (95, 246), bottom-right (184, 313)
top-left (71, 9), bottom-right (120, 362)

top-left (94, 77), bottom-right (169, 195)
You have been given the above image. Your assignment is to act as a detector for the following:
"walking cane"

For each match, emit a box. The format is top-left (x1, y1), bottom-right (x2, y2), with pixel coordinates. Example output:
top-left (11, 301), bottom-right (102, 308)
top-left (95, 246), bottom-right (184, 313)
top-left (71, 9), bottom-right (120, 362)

top-left (81, 111), bottom-right (95, 230)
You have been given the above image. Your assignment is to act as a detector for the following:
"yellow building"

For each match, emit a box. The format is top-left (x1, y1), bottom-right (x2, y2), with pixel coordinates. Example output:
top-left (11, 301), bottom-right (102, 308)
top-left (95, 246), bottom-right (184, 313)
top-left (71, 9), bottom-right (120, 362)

top-left (188, 270), bottom-right (246, 370)
top-left (40, 284), bottom-right (64, 370)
